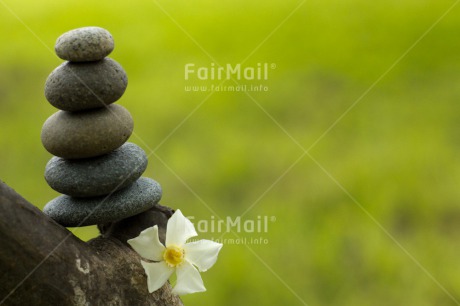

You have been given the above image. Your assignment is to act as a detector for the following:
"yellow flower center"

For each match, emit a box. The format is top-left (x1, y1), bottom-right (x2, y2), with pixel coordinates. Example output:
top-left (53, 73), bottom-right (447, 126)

top-left (163, 245), bottom-right (185, 267)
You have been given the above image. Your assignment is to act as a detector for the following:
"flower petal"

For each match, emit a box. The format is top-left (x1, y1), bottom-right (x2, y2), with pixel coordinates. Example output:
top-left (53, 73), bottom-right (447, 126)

top-left (184, 240), bottom-right (223, 272)
top-left (166, 209), bottom-right (197, 247)
top-left (172, 260), bottom-right (206, 295)
top-left (141, 261), bottom-right (175, 293)
top-left (127, 225), bottom-right (165, 261)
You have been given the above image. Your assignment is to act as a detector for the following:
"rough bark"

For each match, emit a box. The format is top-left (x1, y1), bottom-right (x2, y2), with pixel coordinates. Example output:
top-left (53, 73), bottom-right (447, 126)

top-left (0, 181), bottom-right (183, 306)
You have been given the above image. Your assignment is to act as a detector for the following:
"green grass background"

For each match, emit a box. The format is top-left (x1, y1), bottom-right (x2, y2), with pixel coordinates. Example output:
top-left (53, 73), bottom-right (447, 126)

top-left (1, 0), bottom-right (460, 305)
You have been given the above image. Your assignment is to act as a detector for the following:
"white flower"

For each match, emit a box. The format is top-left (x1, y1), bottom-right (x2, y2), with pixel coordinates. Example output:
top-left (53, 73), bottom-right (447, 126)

top-left (127, 209), bottom-right (223, 295)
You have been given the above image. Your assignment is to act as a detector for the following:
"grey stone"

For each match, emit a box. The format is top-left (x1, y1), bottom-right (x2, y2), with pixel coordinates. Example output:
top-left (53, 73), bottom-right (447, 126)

top-left (41, 104), bottom-right (133, 159)
top-left (45, 58), bottom-right (128, 111)
top-left (43, 177), bottom-right (162, 227)
top-left (55, 27), bottom-right (114, 62)
top-left (45, 142), bottom-right (148, 197)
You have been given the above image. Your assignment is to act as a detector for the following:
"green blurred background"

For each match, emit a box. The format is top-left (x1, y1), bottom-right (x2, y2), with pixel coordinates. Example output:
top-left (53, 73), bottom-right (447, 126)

top-left (1, 0), bottom-right (460, 305)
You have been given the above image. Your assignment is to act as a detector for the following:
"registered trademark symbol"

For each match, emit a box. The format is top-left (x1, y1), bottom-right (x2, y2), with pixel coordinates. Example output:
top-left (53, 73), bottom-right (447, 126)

top-left (270, 216), bottom-right (276, 222)
top-left (270, 63), bottom-right (276, 69)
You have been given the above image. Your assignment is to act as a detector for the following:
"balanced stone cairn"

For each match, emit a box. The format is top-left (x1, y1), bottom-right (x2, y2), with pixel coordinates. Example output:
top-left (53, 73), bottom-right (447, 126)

top-left (42, 27), bottom-right (162, 227)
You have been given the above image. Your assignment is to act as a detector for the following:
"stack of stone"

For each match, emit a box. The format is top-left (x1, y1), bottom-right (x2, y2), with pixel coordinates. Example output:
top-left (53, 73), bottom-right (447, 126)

top-left (42, 27), bottom-right (161, 227)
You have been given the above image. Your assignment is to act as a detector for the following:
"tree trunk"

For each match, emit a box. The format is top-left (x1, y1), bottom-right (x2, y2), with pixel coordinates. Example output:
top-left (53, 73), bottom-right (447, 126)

top-left (0, 181), bottom-right (184, 306)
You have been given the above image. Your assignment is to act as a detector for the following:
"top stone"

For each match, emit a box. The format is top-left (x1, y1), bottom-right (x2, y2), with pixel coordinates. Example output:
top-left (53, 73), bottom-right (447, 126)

top-left (55, 27), bottom-right (114, 62)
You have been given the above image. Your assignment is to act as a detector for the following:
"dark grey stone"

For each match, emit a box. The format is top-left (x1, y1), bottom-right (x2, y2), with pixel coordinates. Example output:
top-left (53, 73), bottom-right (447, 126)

top-left (45, 58), bottom-right (128, 111)
top-left (45, 142), bottom-right (148, 197)
top-left (41, 104), bottom-right (133, 159)
top-left (55, 27), bottom-right (114, 62)
top-left (43, 177), bottom-right (162, 227)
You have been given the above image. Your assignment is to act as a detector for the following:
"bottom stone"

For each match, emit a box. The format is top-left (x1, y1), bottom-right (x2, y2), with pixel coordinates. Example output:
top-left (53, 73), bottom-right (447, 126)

top-left (43, 177), bottom-right (162, 227)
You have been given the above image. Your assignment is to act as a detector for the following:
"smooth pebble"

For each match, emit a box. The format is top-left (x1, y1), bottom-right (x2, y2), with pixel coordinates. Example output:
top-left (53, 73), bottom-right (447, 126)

top-left (55, 27), bottom-right (114, 62)
top-left (45, 58), bottom-right (128, 111)
top-left (45, 142), bottom-right (147, 197)
top-left (43, 177), bottom-right (162, 227)
top-left (41, 104), bottom-right (133, 159)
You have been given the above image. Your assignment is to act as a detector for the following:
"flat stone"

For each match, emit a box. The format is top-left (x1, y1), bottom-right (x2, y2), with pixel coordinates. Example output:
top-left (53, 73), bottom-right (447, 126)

top-left (41, 104), bottom-right (133, 159)
top-left (55, 27), bottom-right (114, 62)
top-left (43, 177), bottom-right (162, 227)
top-left (45, 58), bottom-right (128, 111)
top-left (45, 142), bottom-right (148, 197)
